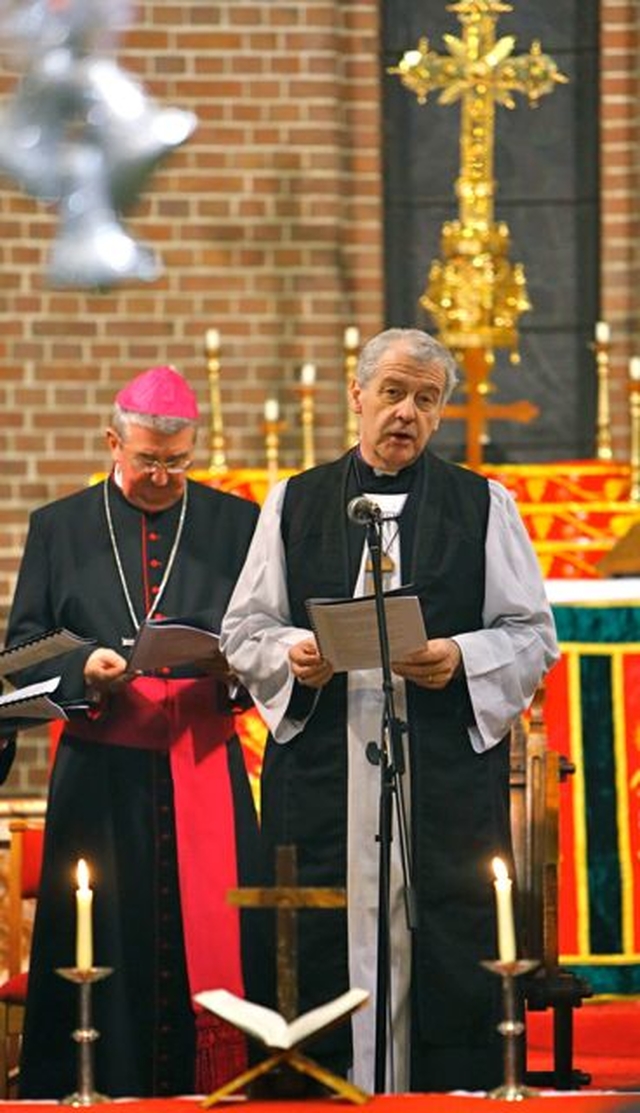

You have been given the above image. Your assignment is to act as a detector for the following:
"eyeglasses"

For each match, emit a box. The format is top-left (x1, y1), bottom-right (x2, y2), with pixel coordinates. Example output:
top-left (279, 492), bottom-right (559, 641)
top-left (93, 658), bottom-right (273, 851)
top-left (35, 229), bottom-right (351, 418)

top-left (117, 440), bottom-right (192, 476)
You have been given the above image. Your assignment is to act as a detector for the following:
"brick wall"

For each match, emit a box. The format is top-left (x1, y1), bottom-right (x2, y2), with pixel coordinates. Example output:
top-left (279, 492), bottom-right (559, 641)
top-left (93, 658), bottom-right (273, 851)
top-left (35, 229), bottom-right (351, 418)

top-left (1, 1), bottom-right (638, 794)
top-left (0, 0), bottom-right (384, 793)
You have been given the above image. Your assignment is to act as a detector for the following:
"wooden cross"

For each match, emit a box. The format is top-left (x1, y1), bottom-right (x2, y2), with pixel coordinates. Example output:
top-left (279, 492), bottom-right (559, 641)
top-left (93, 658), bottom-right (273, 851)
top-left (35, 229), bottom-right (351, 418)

top-left (203, 846), bottom-right (368, 1106)
top-left (228, 843), bottom-right (346, 1022)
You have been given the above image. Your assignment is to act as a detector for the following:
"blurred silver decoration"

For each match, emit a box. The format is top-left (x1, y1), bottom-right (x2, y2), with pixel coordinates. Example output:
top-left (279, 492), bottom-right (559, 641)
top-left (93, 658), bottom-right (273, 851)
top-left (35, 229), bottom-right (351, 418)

top-left (0, 0), bottom-right (197, 288)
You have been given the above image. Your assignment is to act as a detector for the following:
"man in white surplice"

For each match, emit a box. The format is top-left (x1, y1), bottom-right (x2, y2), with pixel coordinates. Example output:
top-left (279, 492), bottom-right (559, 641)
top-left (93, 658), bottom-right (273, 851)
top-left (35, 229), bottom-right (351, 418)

top-left (221, 328), bottom-right (559, 1094)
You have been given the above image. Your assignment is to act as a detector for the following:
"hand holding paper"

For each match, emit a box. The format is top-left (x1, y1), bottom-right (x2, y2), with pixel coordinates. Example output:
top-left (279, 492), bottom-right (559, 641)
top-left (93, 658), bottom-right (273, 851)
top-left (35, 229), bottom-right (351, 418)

top-left (289, 639), bottom-right (335, 689)
top-left (391, 636), bottom-right (462, 691)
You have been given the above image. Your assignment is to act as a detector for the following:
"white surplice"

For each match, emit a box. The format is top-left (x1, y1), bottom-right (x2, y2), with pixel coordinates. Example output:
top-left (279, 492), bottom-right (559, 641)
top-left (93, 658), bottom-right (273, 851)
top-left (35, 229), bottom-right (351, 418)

top-left (220, 477), bottom-right (559, 1091)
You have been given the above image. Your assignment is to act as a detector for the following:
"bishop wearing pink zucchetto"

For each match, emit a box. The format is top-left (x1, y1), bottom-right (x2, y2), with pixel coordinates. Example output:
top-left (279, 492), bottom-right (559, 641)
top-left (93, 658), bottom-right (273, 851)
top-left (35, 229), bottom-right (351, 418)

top-left (3, 365), bottom-right (263, 1099)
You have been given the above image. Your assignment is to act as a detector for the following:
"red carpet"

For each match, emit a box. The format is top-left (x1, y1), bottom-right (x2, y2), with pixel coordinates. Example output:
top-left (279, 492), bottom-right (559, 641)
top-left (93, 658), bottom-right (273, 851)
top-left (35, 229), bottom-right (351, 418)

top-left (527, 998), bottom-right (640, 1091)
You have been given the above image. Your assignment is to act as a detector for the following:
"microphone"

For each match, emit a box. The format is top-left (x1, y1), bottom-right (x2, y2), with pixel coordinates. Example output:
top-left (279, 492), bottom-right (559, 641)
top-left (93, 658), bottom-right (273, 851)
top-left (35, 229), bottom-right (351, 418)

top-left (347, 495), bottom-right (382, 525)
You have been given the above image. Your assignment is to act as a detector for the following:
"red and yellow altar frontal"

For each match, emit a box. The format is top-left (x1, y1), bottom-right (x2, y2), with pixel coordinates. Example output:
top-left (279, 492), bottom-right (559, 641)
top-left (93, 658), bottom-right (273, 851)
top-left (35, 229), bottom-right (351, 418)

top-left (192, 459), bottom-right (640, 582)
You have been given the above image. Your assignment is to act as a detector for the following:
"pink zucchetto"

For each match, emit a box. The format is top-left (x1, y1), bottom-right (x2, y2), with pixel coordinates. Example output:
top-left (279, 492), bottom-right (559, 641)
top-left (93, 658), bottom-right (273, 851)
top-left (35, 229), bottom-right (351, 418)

top-left (116, 365), bottom-right (199, 420)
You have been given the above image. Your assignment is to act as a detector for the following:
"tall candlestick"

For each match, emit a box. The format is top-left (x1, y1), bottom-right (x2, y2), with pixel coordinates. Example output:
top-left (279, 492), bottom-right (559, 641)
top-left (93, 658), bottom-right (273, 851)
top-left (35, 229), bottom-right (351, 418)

top-left (299, 365), bottom-right (316, 469)
top-left (629, 359), bottom-right (640, 502)
top-left (595, 331), bottom-right (613, 461)
top-left (205, 329), bottom-right (226, 472)
top-left (492, 857), bottom-right (516, 964)
top-left (344, 330), bottom-right (359, 448)
top-left (75, 859), bottom-right (93, 972)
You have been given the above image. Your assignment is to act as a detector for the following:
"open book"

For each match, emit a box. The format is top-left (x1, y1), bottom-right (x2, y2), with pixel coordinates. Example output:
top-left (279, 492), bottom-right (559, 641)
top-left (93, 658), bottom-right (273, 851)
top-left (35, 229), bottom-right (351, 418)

top-left (0, 676), bottom-right (68, 724)
top-left (126, 617), bottom-right (222, 673)
top-left (194, 987), bottom-right (369, 1051)
top-left (306, 588), bottom-right (427, 672)
top-left (0, 627), bottom-right (94, 677)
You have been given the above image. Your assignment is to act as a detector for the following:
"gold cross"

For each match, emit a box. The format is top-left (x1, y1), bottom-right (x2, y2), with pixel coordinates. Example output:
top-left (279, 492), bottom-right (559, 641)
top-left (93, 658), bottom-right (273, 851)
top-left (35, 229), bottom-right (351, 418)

top-left (445, 348), bottom-right (539, 468)
top-left (389, 1), bottom-right (567, 466)
top-left (228, 844), bottom-right (346, 1022)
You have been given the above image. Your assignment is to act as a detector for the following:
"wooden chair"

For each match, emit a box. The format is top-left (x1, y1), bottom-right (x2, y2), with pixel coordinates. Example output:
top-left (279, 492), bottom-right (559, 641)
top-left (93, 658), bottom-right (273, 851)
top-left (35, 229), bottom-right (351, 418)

top-left (0, 818), bottom-right (45, 1098)
top-left (510, 687), bottom-right (592, 1090)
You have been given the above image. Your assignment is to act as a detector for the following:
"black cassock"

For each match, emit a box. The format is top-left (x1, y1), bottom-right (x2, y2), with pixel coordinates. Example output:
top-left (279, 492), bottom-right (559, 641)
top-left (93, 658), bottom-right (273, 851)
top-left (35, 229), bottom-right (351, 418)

top-left (4, 477), bottom-right (263, 1098)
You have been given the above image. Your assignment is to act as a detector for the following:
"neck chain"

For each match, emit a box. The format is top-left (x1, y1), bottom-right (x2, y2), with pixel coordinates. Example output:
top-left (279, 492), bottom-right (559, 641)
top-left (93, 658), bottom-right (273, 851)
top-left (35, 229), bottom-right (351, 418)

top-left (103, 478), bottom-right (189, 633)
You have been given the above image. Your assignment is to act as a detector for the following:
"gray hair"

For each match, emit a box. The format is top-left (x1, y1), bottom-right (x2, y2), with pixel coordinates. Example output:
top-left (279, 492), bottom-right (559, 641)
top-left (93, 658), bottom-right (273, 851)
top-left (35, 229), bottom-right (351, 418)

top-left (111, 405), bottom-right (198, 441)
top-left (356, 328), bottom-right (458, 402)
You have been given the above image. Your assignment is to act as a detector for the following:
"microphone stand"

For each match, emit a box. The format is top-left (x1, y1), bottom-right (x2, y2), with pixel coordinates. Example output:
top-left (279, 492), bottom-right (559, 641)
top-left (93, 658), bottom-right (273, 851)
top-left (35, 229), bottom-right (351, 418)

top-left (364, 514), bottom-right (417, 1093)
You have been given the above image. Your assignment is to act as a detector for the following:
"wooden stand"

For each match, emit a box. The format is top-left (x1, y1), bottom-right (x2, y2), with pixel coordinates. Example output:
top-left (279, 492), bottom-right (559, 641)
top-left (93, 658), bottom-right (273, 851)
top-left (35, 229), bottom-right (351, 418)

top-left (201, 1045), bottom-right (369, 1106)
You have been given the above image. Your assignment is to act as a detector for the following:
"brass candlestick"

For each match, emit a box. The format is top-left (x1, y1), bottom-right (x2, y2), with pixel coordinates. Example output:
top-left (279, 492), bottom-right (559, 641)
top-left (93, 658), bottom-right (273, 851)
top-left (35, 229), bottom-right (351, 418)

top-left (205, 329), bottom-right (227, 473)
top-left (594, 337), bottom-right (613, 461)
top-left (344, 328), bottom-right (359, 449)
top-left (57, 965), bottom-right (113, 1105)
top-left (263, 403), bottom-right (285, 491)
top-left (482, 958), bottom-right (539, 1101)
top-left (296, 379), bottom-right (316, 470)
top-left (628, 363), bottom-right (640, 502)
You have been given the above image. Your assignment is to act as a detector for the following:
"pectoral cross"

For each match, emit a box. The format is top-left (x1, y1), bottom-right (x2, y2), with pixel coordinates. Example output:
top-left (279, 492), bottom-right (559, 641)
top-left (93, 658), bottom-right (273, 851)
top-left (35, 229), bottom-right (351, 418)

top-left (365, 554), bottom-right (395, 576)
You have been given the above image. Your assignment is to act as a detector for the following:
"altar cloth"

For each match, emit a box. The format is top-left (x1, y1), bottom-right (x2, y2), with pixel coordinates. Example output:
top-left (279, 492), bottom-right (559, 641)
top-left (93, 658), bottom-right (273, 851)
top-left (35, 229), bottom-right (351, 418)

top-left (2, 1094), bottom-right (640, 1113)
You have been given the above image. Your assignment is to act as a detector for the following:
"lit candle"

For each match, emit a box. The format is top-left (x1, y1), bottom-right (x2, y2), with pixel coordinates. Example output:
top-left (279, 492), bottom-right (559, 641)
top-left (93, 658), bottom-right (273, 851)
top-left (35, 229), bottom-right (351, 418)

top-left (630, 357), bottom-right (640, 382)
top-left (595, 321), bottom-right (610, 345)
top-left (264, 397), bottom-right (279, 423)
top-left (344, 326), bottom-right (360, 350)
top-left (75, 858), bottom-right (93, 972)
top-left (492, 857), bottom-right (516, 963)
top-left (300, 362), bottom-right (316, 387)
top-left (206, 328), bottom-right (220, 352)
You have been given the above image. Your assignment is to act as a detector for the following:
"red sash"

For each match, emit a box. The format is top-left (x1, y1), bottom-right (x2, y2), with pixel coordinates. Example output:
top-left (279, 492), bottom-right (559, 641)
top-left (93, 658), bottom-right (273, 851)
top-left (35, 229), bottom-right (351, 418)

top-left (67, 676), bottom-right (247, 1089)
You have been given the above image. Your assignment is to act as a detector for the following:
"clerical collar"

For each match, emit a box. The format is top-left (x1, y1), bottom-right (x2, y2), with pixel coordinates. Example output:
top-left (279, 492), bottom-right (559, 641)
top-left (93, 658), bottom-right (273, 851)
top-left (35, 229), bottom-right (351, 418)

top-left (352, 447), bottom-right (419, 494)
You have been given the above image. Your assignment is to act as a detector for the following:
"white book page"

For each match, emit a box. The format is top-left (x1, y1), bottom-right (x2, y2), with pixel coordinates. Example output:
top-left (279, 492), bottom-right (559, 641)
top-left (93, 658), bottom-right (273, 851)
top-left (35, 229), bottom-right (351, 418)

top-left (306, 595), bottom-right (426, 671)
top-left (127, 621), bottom-right (221, 672)
top-left (0, 675), bottom-right (67, 720)
top-left (194, 986), bottom-right (369, 1051)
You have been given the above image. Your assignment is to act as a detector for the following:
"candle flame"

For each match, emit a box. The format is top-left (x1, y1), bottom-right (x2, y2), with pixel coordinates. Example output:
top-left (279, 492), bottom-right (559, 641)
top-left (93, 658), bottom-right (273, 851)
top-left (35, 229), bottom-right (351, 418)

top-left (77, 858), bottom-right (90, 891)
top-left (492, 856), bottom-right (508, 882)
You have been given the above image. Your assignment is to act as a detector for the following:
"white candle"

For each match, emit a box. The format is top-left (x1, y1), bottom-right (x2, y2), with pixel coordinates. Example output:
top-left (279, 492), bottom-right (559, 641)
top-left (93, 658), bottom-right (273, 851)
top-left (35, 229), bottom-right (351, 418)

top-left (344, 326), bottom-right (360, 350)
top-left (300, 362), bottom-right (316, 387)
top-left (595, 321), bottom-right (610, 344)
top-left (492, 857), bottom-right (516, 963)
top-left (264, 397), bottom-right (279, 422)
top-left (206, 328), bottom-right (220, 352)
top-left (75, 858), bottom-right (93, 972)
top-left (629, 356), bottom-right (640, 382)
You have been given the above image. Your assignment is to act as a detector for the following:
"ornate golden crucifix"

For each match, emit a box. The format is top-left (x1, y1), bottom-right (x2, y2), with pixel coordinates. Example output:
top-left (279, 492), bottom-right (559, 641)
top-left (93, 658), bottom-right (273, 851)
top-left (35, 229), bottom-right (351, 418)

top-left (389, 0), bottom-right (567, 467)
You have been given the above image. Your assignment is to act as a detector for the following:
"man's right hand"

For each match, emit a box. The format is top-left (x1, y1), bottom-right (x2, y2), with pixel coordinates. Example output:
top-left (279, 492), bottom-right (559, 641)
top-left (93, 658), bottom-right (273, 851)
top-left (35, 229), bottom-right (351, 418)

top-left (84, 647), bottom-right (129, 694)
top-left (289, 638), bottom-right (335, 689)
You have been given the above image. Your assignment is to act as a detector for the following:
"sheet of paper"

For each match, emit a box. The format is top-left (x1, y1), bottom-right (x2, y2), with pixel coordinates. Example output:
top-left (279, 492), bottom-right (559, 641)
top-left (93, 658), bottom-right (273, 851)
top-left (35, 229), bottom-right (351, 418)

top-left (127, 619), bottom-right (221, 672)
top-left (306, 593), bottom-right (427, 672)
top-left (0, 675), bottom-right (68, 721)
